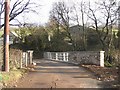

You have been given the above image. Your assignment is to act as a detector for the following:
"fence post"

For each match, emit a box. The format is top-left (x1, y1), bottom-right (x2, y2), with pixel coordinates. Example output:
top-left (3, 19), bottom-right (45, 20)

top-left (66, 53), bottom-right (69, 62)
top-left (56, 53), bottom-right (58, 60)
top-left (25, 52), bottom-right (28, 67)
top-left (49, 52), bottom-right (52, 60)
top-left (47, 52), bottom-right (50, 59)
top-left (100, 51), bottom-right (105, 67)
top-left (22, 52), bottom-right (26, 68)
top-left (63, 53), bottom-right (66, 61)
top-left (27, 50), bottom-right (33, 65)
top-left (20, 52), bottom-right (23, 68)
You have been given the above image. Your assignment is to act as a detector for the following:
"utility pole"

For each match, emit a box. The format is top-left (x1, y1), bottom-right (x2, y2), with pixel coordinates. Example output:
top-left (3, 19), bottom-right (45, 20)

top-left (118, 1), bottom-right (120, 84)
top-left (3, 0), bottom-right (10, 72)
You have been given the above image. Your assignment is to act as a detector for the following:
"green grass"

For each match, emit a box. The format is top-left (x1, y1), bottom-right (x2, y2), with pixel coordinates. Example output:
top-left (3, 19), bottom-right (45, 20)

top-left (0, 69), bottom-right (27, 84)
top-left (0, 31), bottom-right (3, 37)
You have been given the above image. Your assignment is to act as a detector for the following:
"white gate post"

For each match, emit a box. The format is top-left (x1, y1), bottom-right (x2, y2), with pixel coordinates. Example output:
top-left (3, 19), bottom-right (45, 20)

top-left (47, 52), bottom-right (49, 59)
top-left (25, 52), bottom-right (28, 67)
top-left (63, 53), bottom-right (66, 61)
top-left (28, 50), bottom-right (33, 65)
top-left (20, 52), bottom-right (23, 68)
top-left (49, 52), bottom-right (52, 60)
top-left (56, 53), bottom-right (58, 60)
top-left (66, 53), bottom-right (69, 62)
top-left (100, 51), bottom-right (105, 67)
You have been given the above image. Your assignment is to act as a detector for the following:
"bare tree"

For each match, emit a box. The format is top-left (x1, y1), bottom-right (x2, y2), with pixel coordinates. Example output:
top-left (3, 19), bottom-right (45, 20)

top-left (72, 1), bottom-right (87, 50)
top-left (50, 1), bottom-right (75, 50)
top-left (0, 0), bottom-right (4, 26)
top-left (0, 0), bottom-right (40, 29)
top-left (84, 0), bottom-right (119, 61)
top-left (85, 0), bottom-right (118, 51)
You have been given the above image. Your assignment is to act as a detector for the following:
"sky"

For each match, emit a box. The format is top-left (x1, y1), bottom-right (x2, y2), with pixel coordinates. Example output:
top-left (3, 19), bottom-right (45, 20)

top-left (11, 0), bottom-right (61, 25)
top-left (2, 0), bottom-right (120, 26)
top-left (11, 0), bottom-right (93, 25)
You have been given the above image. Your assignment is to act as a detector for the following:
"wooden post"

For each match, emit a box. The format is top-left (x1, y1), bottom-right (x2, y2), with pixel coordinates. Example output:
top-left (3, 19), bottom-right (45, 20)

top-left (3, 0), bottom-right (10, 72)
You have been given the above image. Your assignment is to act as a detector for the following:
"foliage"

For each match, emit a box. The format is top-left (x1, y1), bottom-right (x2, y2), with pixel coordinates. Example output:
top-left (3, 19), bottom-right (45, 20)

top-left (9, 49), bottom-right (23, 70)
top-left (0, 46), bottom-right (3, 69)
top-left (50, 31), bottom-right (72, 51)
top-left (24, 26), bottom-right (49, 52)
top-left (104, 60), bottom-right (112, 67)
top-left (87, 29), bottom-right (101, 50)
top-left (117, 31), bottom-right (120, 49)
top-left (14, 26), bottom-right (35, 42)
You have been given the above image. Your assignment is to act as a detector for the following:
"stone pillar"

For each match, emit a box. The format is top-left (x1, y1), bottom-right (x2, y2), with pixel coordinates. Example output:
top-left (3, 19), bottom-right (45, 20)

top-left (100, 51), bottom-right (105, 67)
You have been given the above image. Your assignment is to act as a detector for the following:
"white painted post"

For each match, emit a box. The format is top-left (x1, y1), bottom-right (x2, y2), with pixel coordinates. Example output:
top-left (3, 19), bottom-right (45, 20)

top-left (23, 52), bottom-right (26, 67)
top-left (25, 52), bottom-right (28, 67)
top-left (100, 51), bottom-right (105, 67)
top-left (66, 53), bottom-right (69, 62)
top-left (50, 52), bottom-right (52, 60)
top-left (28, 51), bottom-right (33, 65)
top-left (56, 53), bottom-right (58, 60)
top-left (46, 52), bottom-right (49, 59)
top-left (44, 52), bottom-right (46, 59)
top-left (63, 53), bottom-right (66, 61)
top-left (20, 52), bottom-right (23, 68)
top-left (48, 52), bottom-right (50, 59)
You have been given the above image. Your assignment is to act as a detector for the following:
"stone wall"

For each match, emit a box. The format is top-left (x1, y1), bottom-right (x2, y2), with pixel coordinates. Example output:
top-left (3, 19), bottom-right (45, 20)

top-left (68, 51), bottom-right (100, 65)
top-left (44, 51), bottom-right (105, 67)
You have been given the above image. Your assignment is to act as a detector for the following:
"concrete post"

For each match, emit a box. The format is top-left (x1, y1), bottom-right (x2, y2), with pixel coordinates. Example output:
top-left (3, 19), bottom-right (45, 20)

top-left (50, 53), bottom-right (52, 60)
top-left (46, 52), bottom-right (49, 59)
top-left (20, 52), bottom-right (23, 68)
top-left (22, 52), bottom-right (26, 67)
top-left (100, 51), bottom-right (105, 67)
top-left (66, 53), bottom-right (69, 62)
top-left (25, 52), bottom-right (28, 67)
top-left (56, 53), bottom-right (58, 60)
top-left (63, 53), bottom-right (66, 61)
top-left (27, 50), bottom-right (33, 65)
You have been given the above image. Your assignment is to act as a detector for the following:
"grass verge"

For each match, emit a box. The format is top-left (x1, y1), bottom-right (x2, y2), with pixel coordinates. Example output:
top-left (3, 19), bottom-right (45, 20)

top-left (0, 69), bottom-right (28, 87)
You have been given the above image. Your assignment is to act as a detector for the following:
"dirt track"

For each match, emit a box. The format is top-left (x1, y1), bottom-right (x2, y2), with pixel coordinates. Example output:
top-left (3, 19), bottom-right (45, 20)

top-left (13, 59), bottom-right (111, 88)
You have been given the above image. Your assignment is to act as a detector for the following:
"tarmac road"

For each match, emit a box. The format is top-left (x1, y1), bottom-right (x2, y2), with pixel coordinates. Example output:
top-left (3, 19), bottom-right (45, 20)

top-left (14, 59), bottom-right (109, 88)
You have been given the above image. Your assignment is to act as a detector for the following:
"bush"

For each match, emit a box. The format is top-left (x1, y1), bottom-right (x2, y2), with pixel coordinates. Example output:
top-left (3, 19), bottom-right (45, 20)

top-left (0, 46), bottom-right (3, 70)
top-left (9, 49), bottom-right (23, 70)
top-left (104, 60), bottom-right (112, 67)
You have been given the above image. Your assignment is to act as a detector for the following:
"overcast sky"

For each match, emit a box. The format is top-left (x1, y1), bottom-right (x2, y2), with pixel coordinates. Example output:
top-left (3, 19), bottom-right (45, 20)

top-left (8, 0), bottom-right (120, 26)
top-left (11, 0), bottom-right (95, 25)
